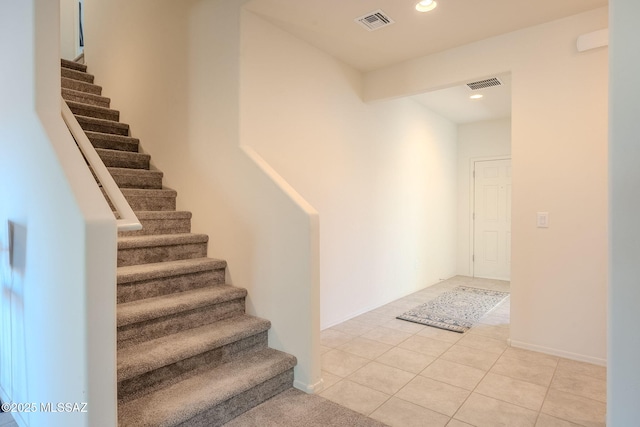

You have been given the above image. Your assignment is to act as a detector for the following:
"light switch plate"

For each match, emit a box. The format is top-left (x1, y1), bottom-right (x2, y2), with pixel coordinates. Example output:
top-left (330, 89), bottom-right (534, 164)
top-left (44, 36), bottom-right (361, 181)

top-left (537, 212), bottom-right (549, 228)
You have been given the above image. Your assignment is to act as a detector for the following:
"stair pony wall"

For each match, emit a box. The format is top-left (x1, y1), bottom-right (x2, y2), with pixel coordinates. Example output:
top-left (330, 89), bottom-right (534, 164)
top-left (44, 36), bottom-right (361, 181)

top-left (0, 1), bottom-right (117, 426)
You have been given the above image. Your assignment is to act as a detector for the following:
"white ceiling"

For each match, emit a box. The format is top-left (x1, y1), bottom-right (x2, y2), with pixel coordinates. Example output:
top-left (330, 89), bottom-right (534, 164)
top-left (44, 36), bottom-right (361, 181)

top-left (245, 0), bottom-right (607, 72)
top-left (245, 0), bottom-right (606, 123)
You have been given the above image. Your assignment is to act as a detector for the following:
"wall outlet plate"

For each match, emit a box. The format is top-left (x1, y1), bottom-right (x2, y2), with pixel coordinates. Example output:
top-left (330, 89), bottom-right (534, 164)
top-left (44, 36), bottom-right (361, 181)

top-left (537, 212), bottom-right (549, 228)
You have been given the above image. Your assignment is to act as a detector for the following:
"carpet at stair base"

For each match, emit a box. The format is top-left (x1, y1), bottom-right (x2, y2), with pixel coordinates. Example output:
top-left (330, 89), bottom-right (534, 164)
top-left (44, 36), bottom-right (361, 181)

top-left (117, 348), bottom-right (296, 427)
top-left (222, 388), bottom-right (389, 427)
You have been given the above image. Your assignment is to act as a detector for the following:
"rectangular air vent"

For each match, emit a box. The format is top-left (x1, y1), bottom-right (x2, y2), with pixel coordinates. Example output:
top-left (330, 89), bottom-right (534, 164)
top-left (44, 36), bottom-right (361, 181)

top-left (466, 77), bottom-right (503, 91)
top-left (355, 9), bottom-right (395, 31)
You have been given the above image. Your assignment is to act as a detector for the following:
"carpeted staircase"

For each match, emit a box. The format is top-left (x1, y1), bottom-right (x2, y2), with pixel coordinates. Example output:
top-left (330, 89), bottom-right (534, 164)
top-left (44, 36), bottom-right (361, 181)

top-left (60, 58), bottom-right (297, 426)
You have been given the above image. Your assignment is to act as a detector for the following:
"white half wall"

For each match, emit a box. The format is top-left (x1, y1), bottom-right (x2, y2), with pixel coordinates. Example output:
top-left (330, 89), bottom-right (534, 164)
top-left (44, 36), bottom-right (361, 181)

top-left (457, 118), bottom-right (512, 276)
top-left (60, 0), bottom-right (79, 60)
top-left (0, 0), bottom-right (117, 425)
top-left (85, 0), bottom-right (321, 391)
top-left (365, 8), bottom-right (608, 363)
top-left (240, 12), bottom-right (458, 328)
top-left (608, 0), bottom-right (640, 423)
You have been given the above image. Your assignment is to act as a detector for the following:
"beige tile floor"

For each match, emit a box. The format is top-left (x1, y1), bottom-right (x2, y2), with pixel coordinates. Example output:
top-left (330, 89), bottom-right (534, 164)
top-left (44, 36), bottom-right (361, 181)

top-left (319, 276), bottom-right (607, 427)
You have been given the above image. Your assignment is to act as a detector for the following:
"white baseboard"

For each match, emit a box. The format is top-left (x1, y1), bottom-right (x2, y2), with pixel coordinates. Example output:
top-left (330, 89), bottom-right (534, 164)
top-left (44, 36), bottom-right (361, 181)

top-left (294, 378), bottom-right (324, 394)
top-left (510, 340), bottom-right (607, 367)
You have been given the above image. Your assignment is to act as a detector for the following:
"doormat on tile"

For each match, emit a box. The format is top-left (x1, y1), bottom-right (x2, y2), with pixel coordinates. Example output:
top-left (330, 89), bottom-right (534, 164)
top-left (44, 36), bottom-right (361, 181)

top-left (397, 286), bottom-right (509, 333)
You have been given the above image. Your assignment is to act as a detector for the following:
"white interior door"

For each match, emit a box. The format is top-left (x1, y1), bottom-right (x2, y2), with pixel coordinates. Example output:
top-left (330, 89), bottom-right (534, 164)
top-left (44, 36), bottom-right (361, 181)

top-left (473, 159), bottom-right (511, 280)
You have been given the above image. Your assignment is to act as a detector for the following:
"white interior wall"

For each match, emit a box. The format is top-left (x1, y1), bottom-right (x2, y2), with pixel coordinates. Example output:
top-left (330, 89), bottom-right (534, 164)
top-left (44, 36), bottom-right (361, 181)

top-left (85, 0), bottom-right (321, 392)
top-left (0, 0), bottom-right (117, 425)
top-left (457, 118), bottom-right (512, 276)
top-left (365, 8), bottom-right (608, 364)
top-left (608, 0), bottom-right (640, 423)
top-left (59, 0), bottom-right (78, 60)
top-left (241, 11), bottom-right (458, 328)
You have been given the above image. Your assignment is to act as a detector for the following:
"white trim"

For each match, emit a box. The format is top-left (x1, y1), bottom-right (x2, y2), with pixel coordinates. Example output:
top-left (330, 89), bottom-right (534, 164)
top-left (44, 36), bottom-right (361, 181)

top-left (61, 99), bottom-right (142, 232)
top-left (510, 340), bottom-right (607, 367)
top-left (577, 29), bottom-right (608, 53)
top-left (294, 378), bottom-right (324, 394)
top-left (476, 275), bottom-right (510, 281)
top-left (469, 155), bottom-right (511, 279)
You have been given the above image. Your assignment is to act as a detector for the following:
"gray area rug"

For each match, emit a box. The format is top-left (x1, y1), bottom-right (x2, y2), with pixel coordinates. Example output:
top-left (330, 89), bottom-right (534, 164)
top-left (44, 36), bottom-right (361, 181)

top-left (223, 388), bottom-right (388, 427)
top-left (397, 286), bottom-right (509, 333)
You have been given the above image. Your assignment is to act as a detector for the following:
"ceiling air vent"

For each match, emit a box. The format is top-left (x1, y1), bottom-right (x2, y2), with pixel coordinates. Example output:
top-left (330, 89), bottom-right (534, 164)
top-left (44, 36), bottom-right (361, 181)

top-left (355, 9), bottom-right (395, 31)
top-left (466, 77), bottom-right (503, 91)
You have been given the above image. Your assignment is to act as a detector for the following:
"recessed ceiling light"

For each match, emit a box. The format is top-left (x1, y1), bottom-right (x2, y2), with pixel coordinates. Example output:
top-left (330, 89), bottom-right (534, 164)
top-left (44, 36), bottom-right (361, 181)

top-left (470, 94), bottom-right (483, 99)
top-left (415, 0), bottom-right (437, 12)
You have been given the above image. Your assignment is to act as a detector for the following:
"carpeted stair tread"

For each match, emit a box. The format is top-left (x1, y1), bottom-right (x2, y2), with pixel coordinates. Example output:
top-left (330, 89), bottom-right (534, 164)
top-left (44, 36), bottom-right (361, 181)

top-left (118, 233), bottom-right (208, 250)
top-left (67, 99), bottom-right (119, 121)
top-left (118, 210), bottom-right (193, 236)
top-left (61, 76), bottom-right (102, 95)
top-left (118, 347), bottom-right (296, 426)
top-left (117, 233), bottom-right (208, 265)
top-left (117, 285), bottom-right (247, 328)
top-left (118, 188), bottom-right (178, 211)
top-left (117, 257), bottom-right (225, 284)
top-left (96, 148), bottom-right (150, 169)
top-left (75, 114), bottom-right (129, 136)
top-left (134, 211), bottom-right (192, 220)
top-left (107, 167), bottom-right (164, 189)
top-left (61, 67), bottom-right (95, 84)
top-left (61, 58), bottom-right (87, 72)
top-left (225, 388), bottom-right (390, 427)
top-left (116, 256), bottom-right (226, 304)
top-left (85, 131), bottom-right (140, 152)
top-left (117, 315), bottom-right (271, 381)
top-left (62, 88), bottom-right (110, 108)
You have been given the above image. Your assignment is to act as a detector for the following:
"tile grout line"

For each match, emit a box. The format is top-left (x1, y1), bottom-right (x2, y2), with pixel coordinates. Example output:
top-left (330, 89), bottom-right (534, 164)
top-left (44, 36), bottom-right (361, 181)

top-left (533, 354), bottom-right (560, 426)
top-left (447, 343), bottom-right (509, 425)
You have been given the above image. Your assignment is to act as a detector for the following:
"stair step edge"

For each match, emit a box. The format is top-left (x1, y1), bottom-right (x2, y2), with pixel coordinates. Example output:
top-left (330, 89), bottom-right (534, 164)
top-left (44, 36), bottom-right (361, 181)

top-left (118, 347), bottom-right (296, 426)
top-left (66, 99), bottom-right (119, 115)
top-left (61, 77), bottom-right (102, 94)
top-left (61, 68), bottom-right (95, 84)
top-left (133, 211), bottom-right (192, 220)
top-left (120, 187), bottom-right (178, 201)
top-left (75, 114), bottom-right (129, 129)
top-left (61, 58), bottom-right (87, 72)
top-left (117, 257), bottom-right (225, 284)
top-left (85, 131), bottom-right (139, 143)
top-left (117, 285), bottom-right (246, 327)
top-left (117, 315), bottom-right (272, 381)
top-left (62, 88), bottom-right (110, 104)
top-left (96, 148), bottom-right (150, 159)
top-left (117, 233), bottom-right (209, 249)
top-left (107, 167), bottom-right (163, 177)
top-left (96, 149), bottom-right (151, 169)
